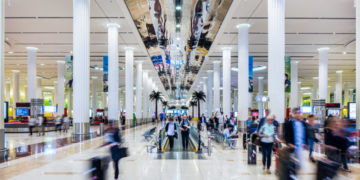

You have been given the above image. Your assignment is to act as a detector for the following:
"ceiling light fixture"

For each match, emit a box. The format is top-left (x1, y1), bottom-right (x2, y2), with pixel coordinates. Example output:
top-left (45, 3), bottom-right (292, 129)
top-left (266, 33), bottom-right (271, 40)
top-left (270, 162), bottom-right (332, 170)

top-left (253, 65), bottom-right (267, 72)
top-left (40, 64), bottom-right (45, 66)
top-left (176, 24), bottom-right (181, 28)
top-left (343, 51), bottom-right (347, 55)
top-left (300, 87), bottom-right (310, 90)
top-left (175, 6), bottom-right (181, 10)
top-left (8, 51), bottom-right (13, 54)
top-left (176, 37), bottom-right (180, 41)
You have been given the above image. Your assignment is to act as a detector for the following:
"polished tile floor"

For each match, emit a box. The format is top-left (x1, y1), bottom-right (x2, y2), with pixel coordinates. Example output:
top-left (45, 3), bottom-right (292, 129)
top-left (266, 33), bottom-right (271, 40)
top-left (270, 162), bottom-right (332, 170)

top-left (0, 123), bottom-right (359, 180)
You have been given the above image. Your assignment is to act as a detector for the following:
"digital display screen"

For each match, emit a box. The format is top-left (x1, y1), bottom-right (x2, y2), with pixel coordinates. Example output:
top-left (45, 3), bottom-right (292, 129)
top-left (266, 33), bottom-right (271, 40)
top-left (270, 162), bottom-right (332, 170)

top-left (44, 106), bottom-right (56, 113)
top-left (251, 112), bottom-right (259, 116)
top-left (300, 106), bottom-right (313, 113)
top-left (4, 102), bottom-right (8, 120)
top-left (327, 109), bottom-right (341, 117)
top-left (349, 103), bottom-right (356, 120)
top-left (16, 108), bottom-right (29, 116)
top-left (96, 112), bottom-right (104, 117)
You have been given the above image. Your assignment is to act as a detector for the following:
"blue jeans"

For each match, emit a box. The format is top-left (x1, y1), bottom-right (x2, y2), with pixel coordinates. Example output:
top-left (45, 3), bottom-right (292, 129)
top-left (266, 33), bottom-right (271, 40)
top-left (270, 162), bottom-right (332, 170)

top-left (261, 142), bottom-right (273, 169)
top-left (307, 139), bottom-right (314, 157)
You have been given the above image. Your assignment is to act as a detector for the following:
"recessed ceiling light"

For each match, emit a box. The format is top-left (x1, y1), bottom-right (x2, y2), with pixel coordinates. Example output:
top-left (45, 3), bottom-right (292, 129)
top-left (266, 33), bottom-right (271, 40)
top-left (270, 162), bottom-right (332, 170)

top-left (343, 51), bottom-right (347, 55)
top-left (70, 51), bottom-right (73, 54)
top-left (40, 64), bottom-right (45, 66)
top-left (176, 24), bottom-right (181, 28)
top-left (16, 64), bottom-right (20, 66)
top-left (300, 87), bottom-right (310, 90)
top-left (176, 37), bottom-right (180, 41)
top-left (176, 6), bottom-right (181, 10)
top-left (8, 51), bottom-right (13, 54)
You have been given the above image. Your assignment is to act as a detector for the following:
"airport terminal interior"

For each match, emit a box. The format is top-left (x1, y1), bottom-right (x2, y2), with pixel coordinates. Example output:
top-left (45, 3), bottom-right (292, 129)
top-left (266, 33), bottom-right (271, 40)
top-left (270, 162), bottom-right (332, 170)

top-left (1, 0), bottom-right (360, 179)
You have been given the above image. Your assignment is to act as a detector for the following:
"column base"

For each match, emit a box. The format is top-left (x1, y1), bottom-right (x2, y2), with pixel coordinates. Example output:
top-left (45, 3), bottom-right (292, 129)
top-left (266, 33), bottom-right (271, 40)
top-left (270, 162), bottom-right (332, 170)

top-left (72, 122), bottom-right (90, 139)
top-left (0, 129), bottom-right (8, 152)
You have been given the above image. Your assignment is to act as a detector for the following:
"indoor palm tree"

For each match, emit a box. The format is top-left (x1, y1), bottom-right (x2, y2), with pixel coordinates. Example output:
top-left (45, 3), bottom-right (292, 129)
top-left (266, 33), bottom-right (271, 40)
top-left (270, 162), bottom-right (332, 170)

top-left (189, 100), bottom-right (197, 118)
top-left (192, 90), bottom-right (206, 120)
top-left (149, 90), bottom-right (163, 122)
top-left (161, 100), bottom-right (168, 115)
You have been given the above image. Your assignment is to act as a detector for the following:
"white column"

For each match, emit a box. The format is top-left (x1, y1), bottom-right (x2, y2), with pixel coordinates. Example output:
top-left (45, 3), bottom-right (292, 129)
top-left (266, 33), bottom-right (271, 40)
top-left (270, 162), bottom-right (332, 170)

top-left (312, 77), bottom-right (318, 100)
top-left (222, 48), bottom-right (231, 117)
top-left (107, 23), bottom-right (120, 122)
top-left (92, 77), bottom-right (98, 119)
top-left (143, 71), bottom-right (149, 120)
top-left (53, 81), bottom-right (57, 106)
top-left (26, 47), bottom-right (38, 101)
top-left (12, 70), bottom-right (20, 105)
top-left (73, 0), bottom-right (90, 135)
top-left (237, 24), bottom-right (250, 122)
top-left (36, 77), bottom-right (42, 99)
top-left (213, 61), bottom-right (221, 113)
top-left (201, 79), bottom-right (207, 116)
top-left (0, 0), bottom-right (4, 150)
top-left (318, 47), bottom-right (329, 101)
top-left (290, 61), bottom-right (299, 108)
top-left (125, 47), bottom-right (134, 126)
top-left (258, 77), bottom-right (264, 119)
top-left (268, 0), bottom-right (285, 122)
top-left (298, 82), bottom-right (302, 106)
top-left (136, 61), bottom-right (143, 122)
top-left (5, 81), bottom-right (10, 102)
top-left (57, 61), bottom-right (65, 116)
top-left (335, 70), bottom-right (343, 104)
top-left (207, 70), bottom-right (213, 117)
top-left (356, 0), bottom-right (360, 129)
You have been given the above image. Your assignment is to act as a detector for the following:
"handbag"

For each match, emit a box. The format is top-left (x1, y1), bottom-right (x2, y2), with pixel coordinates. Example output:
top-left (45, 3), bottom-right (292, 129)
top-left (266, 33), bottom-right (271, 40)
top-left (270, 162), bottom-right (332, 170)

top-left (174, 132), bottom-right (178, 139)
top-left (110, 146), bottom-right (128, 161)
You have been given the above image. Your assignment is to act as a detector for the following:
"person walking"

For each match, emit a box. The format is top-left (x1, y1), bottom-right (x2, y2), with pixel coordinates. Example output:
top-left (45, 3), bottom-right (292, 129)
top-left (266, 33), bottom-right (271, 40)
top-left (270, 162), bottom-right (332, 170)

top-left (105, 122), bottom-right (122, 180)
top-left (259, 115), bottom-right (277, 174)
top-left (218, 112), bottom-right (225, 132)
top-left (62, 115), bottom-right (70, 133)
top-left (165, 117), bottom-right (177, 151)
top-left (55, 115), bottom-right (62, 132)
top-left (37, 115), bottom-right (43, 136)
top-left (28, 116), bottom-right (36, 136)
top-left (306, 114), bottom-right (319, 162)
top-left (180, 115), bottom-right (190, 150)
top-left (283, 107), bottom-right (308, 169)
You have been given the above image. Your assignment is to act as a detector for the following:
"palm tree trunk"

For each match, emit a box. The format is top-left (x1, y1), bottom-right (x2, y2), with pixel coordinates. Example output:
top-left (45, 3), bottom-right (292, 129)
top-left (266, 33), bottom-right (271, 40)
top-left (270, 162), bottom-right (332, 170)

top-left (155, 100), bottom-right (158, 122)
top-left (192, 106), bottom-right (194, 118)
top-left (198, 100), bottom-right (201, 120)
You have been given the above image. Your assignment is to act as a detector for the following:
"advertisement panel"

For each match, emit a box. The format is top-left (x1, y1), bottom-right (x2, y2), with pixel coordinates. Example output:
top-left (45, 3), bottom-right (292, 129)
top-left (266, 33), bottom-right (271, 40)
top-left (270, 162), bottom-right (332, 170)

top-left (248, 56), bottom-right (253, 92)
top-left (103, 56), bottom-right (108, 92)
top-left (285, 56), bottom-right (291, 93)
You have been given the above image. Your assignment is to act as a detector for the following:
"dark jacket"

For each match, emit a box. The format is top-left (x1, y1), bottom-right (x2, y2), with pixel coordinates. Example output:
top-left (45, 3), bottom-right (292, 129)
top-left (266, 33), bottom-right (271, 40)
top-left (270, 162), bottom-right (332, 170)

top-left (165, 122), bottom-right (177, 133)
top-left (306, 123), bottom-right (319, 142)
top-left (324, 128), bottom-right (348, 152)
top-left (283, 119), bottom-right (308, 145)
top-left (180, 120), bottom-right (190, 133)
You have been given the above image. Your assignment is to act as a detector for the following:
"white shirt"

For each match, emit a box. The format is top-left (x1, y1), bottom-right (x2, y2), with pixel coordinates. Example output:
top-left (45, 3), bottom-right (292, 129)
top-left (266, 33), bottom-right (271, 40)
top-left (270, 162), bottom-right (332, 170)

top-left (219, 115), bottom-right (225, 124)
top-left (167, 123), bottom-right (175, 136)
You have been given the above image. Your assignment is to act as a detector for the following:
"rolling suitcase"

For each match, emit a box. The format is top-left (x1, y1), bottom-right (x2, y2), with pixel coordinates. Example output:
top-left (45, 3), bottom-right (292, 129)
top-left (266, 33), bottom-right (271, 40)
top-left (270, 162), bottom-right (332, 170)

top-left (90, 156), bottom-right (110, 180)
top-left (247, 142), bottom-right (257, 164)
top-left (243, 133), bottom-right (247, 149)
top-left (316, 160), bottom-right (340, 180)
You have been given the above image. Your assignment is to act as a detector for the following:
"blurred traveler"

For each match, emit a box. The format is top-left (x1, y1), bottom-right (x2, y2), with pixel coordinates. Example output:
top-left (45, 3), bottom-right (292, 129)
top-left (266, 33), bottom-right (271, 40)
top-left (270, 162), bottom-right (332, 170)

top-left (62, 115), bottom-right (69, 133)
top-left (28, 116), bottom-right (36, 136)
top-left (37, 115), bottom-right (44, 136)
top-left (165, 117), bottom-right (177, 151)
top-left (306, 114), bottom-right (319, 162)
top-left (324, 117), bottom-right (354, 172)
top-left (180, 115), bottom-right (190, 150)
top-left (105, 122), bottom-right (122, 180)
top-left (283, 107), bottom-right (308, 169)
top-left (218, 112), bottom-right (225, 132)
top-left (259, 115), bottom-right (277, 174)
top-left (55, 115), bottom-right (62, 132)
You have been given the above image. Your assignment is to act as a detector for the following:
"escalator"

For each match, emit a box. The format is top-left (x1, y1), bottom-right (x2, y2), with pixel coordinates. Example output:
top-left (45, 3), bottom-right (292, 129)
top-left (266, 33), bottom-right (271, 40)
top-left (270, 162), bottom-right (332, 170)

top-left (156, 123), bottom-right (205, 159)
